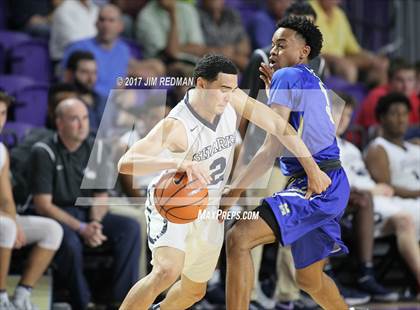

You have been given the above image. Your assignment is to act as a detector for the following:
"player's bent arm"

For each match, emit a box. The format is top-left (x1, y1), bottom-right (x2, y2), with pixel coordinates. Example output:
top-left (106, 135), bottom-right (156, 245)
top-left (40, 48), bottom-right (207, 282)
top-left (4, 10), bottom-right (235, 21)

top-left (118, 118), bottom-right (187, 176)
top-left (365, 144), bottom-right (420, 198)
top-left (33, 194), bottom-right (83, 231)
top-left (230, 88), bottom-right (320, 175)
top-left (0, 152), bottom-right (17, 219)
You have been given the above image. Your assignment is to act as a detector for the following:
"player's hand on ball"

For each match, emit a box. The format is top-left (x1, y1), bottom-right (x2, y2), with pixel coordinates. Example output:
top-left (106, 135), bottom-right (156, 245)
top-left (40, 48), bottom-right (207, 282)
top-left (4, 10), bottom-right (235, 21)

top-left (179, 160), bottom-right (211, 187)
top-left (305, 168), bottom-right (331, 199)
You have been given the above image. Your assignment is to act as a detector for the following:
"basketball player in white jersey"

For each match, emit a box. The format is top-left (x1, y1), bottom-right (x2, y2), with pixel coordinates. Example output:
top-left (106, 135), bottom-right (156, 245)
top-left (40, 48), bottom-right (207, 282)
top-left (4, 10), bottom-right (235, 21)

top-left (365, 92), bottom-right (420, 297)
top-left (365, 93), bottom-right (420, 233)
top-left (118, 54), bottom-right (331, 310)
top-left (338, 92), bottom-right (420, 296)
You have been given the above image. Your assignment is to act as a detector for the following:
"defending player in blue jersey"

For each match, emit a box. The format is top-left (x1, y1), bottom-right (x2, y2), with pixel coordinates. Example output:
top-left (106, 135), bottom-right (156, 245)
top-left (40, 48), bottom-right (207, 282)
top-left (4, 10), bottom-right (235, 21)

top-left (223, 17), bottom-right (350, 310)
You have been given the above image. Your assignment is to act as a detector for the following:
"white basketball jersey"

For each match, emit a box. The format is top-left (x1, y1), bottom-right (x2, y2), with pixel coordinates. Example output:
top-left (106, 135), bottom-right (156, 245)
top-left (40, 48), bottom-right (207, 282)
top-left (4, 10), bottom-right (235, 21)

top-left (150, 91), bottom-right (238, 209)
top-left (337, 138), bottom-right (375, 191)
top-left (371, 137), bottom-right (420, 191)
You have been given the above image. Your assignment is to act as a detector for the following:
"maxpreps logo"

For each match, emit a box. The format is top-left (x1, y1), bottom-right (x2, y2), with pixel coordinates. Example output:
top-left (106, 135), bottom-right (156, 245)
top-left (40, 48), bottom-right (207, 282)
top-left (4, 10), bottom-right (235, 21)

top-left (192, 134), bottom-right (236, 161)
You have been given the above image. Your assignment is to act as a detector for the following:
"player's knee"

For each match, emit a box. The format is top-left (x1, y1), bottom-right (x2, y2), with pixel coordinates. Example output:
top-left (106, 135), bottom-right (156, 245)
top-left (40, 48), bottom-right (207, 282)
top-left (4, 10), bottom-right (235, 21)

top-left (296, 271), bottom-right (322, 294)
top-left (226, 222), bottom-right (251, 253)
top-left (151, 265), bottom-right (180, 288)
top-left (392, 213), bottom-right (415, 233)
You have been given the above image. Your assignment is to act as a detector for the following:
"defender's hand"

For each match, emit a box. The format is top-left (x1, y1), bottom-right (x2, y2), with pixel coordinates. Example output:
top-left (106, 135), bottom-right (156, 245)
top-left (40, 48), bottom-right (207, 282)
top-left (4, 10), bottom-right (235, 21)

top-left (305, 168), bottom-right (332, 199)
top-left (259, 63), bottom-right (274, 89)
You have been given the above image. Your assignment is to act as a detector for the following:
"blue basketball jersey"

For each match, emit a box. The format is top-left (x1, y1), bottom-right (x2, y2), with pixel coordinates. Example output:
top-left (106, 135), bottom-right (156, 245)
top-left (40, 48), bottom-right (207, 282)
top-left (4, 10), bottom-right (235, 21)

top-left (268, 64), bottom-right (340, 176)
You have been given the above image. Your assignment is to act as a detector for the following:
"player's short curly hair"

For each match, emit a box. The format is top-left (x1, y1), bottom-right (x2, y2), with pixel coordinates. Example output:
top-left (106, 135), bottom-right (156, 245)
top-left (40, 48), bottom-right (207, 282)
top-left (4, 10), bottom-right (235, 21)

top-left (277, 16), bottom-right (323, 60)
top-left (193, 54), bottom-right (238, 84)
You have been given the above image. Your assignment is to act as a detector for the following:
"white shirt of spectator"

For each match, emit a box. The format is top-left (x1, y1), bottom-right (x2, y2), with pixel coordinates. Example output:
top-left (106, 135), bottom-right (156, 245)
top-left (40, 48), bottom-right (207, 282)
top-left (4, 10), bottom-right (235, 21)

top-left (338, 137), bottom-right (420, 239)
top-left (337, 137), bottom-right (376, 191)
top-left (49, 0), bottom-right (99, 60)
top-left (370, 137), bottom-right (420, 191)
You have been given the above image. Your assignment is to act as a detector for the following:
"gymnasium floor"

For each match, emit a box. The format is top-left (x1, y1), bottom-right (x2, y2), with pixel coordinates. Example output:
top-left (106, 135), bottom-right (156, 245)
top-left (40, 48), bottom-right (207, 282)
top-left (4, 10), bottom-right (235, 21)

top-left (7, 274), bottom-right (419, 310)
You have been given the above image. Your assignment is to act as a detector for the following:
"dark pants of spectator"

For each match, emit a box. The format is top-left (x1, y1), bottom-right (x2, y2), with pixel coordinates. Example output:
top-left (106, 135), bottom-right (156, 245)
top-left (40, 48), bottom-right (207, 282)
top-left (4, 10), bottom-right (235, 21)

top-left (53, 207), bottom-right (140, 309)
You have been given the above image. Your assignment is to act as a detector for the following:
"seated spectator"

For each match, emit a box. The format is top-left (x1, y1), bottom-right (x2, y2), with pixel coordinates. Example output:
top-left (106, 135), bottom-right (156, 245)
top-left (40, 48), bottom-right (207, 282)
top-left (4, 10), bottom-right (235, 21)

top-left (0, 92), bottom-right (63, 310)
top-left (64, 50), bottom-right (106, 133)
top-left (248, 0), bottom-right (293, 49)
top-left (365, 93), bottom-right (420, 294)
top-left (63, 4), bottom-right (165, 98)
top-left (356, 60), bottom-right (420, 132)
top-left (336, 93), bottom-right (399, 302)
top-left (9, 0), bottom-right (60, 38)
top-left (199, 0), bottom-right (251, 71)
top-left (310, 0), bottom-right (388, 85)
top-left (50, 0), bottom-right (99, 61)
top-left (30, 98), bottom-right (141, 309)
top-left (135, 0), bottom-right (214, 63)
top-left (46, 83), bottom-right (78, 129)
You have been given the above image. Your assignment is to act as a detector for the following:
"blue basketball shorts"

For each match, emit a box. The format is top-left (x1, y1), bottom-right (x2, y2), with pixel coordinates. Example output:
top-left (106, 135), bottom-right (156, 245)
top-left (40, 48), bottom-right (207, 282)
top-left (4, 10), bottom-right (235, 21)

top-left (258, 168), bottom-right (350, 269)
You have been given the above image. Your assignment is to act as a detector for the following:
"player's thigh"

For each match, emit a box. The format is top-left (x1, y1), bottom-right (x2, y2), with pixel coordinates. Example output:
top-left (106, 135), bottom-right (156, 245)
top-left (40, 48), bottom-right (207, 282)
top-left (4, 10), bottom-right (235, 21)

top-left (227, 216), bottom-right (276, 251)
top-left (151, 246), bottom-right (185, 283)
top-left (183, 237), bottom-right (222, 283)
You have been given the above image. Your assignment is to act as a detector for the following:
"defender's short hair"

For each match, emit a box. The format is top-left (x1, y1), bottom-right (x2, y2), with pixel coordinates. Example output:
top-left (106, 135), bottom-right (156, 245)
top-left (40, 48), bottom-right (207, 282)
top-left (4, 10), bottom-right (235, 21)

top-left (277, 16), bottom-right (323, 60)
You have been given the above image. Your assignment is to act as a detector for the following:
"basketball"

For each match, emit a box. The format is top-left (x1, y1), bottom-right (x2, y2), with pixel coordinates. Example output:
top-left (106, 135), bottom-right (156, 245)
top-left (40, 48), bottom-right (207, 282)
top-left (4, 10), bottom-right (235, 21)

top-left (154, 171), bottom-right (209, 224)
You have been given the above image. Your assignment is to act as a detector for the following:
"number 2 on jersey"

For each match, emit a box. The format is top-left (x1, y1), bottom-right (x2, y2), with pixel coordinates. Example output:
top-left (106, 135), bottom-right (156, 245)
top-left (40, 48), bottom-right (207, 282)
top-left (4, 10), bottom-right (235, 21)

top-left (209, 157), bottom-right (226, 185)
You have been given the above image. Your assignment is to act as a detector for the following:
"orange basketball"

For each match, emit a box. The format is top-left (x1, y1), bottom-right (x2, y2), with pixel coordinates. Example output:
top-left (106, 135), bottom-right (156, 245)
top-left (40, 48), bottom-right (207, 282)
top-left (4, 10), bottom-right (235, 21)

top-left (154, 172), bottom-right (208, 224)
